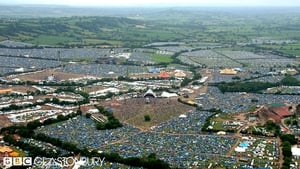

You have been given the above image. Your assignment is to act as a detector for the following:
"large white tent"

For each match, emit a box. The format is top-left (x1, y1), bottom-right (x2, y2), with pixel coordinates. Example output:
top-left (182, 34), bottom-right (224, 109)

top-left (292, 146), bottom-right (300, 157)
top-left (161, 91), bottom-right (178, 98)
top-left (235, 147), bottom-right (246, 153)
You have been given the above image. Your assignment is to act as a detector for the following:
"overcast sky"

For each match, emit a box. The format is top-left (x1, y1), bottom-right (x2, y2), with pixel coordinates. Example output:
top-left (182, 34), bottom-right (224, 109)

top-left (1, 0), bottom-right (300, 7)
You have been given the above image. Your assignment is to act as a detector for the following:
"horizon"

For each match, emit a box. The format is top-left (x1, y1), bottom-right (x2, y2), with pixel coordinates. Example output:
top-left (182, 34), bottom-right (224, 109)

top-left (1, 0), bottom-right (300, 7)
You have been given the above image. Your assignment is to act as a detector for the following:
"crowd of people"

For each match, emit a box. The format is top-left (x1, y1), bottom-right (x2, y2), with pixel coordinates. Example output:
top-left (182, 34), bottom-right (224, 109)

top-left (197, 86), bottom-right (300, 113)
top-left (0, 47), bottom-right (124, 60)
top-left (178, 50), bottom-right (296, 70)
top-left (105, 132), bottom-right (237, 168)
top-left (60, 64), bottom-right (147, 77)
top-left (179, 50), bottom-right (243, 68)
top-left (153, 110), bottom-right (212, 134)
top-left (34, 111), bottom-right (240, 168)
top-left (0, 56), bottom-right (62, 75)
top-left (35, 116), bottom-right (140, 149)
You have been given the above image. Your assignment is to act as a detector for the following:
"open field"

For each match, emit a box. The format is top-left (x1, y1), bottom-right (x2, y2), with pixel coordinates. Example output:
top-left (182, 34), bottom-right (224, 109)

top-left (109, 98), bottom-right (194, 130)
top-left (150, 54), bottom-right (173, 63)
top-left (1, 7), bottom-right (300, 51)
top-left (6, 70), bottom-right (91, 81)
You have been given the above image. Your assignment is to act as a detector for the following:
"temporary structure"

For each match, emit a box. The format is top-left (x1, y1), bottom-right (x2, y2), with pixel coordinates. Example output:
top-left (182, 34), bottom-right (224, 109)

top-left (159, 71), bottom-right (170, 79)
top-left (179, 114), bottom-right (187, 118)
top-left (235, 147), bottom-right (246, 153)
top-left (174, 71), bottom-right (186, 78)
top-left (161, 91), bottom-right (178, 98)
top-left (144, 89), bottom-right (156, 98)
top-left (0, 146), bottom-right (13, 153)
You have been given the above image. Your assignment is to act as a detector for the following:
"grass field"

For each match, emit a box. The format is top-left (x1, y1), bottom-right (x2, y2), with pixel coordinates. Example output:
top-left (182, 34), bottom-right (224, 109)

top-left (27, 35), bottom-right (75, 46)
top-left (1, 8), bottom-right (299, 48)
top-left (259, 43), bottom-right (300, 56)
top-left (110, 98), bottom-right (194, 130)
top-left (150, 54), bottom-right (173, 63)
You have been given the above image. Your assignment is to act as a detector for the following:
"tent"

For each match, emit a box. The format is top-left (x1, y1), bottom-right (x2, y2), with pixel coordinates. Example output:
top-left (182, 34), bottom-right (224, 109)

top-left (292, 146), bottom-right (300, 157)
top-left (239, 141), bottom-right (249, 148)
top-left (148, 68), bottom-right (160, 73)
top-left (179, 114), bottom-right (187, 118)
top-left (161, 91), bottom-right (178, 98)
top-left (144, 89), bottom-right (156, 98)
top-left (235, 147), bottom-right (246, 153)
top-left (217, 131), bottom-right (226, 135)
top-left (0, 146), bottom-right (13, 153)
top-left (175, 71), bottom-right (186, 78)
top-left (159, 71), bottom-right (170, 79)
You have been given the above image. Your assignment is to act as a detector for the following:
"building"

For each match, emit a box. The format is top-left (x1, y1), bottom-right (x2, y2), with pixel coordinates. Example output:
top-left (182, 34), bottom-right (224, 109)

top-left (269, 106), bottom-right (293, 119)
top-left (0, 88), bottom-right (12, 95)
top-left (220, 68), bottom-right (237, 75)
top-left (257, 105), bottom-right (293, 124)
top-left (280, 68), bottom-right (298, 75)
top-left (148, 68), bottom-right (160, 73)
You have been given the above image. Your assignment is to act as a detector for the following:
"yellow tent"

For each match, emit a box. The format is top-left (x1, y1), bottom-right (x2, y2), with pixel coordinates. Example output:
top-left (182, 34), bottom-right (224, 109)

top-left (0, 146), bottom-right (13, 153)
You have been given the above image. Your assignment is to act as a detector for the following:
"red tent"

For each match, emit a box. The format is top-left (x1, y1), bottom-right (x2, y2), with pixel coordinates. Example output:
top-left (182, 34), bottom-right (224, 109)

top-left (159, 71), bottom-right (170, 79)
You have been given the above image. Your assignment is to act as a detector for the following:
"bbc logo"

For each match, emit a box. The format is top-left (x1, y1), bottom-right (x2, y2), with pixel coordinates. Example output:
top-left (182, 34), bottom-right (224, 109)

top-left (3, 157), bottom-right (32, 167)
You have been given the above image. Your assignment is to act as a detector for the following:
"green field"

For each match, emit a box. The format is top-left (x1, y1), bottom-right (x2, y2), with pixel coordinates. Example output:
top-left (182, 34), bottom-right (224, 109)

top-left (150, 54), bottom-right (173, 63)
top-left (0, 7), bottom-right (300, 53)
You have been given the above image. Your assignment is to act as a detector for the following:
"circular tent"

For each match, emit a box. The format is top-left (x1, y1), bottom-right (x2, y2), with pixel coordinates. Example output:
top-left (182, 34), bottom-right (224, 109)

top-left (175, 71), bottom-right (186, 78)
top-left (159, 71), bottom-right (170, 79)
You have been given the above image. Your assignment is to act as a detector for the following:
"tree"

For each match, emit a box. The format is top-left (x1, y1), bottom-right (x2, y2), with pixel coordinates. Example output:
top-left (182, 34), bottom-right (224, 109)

top-left (27, 120), bottom-right (42, 130)
top-left (281, 75), bottom-right (300, 86)
top-left (292, 120), bottom-right (298, 126)
top-left (282, 141), bottom-right (292, 157)
top-left (297, 104), bottom-right (300, 114)
top-left (52, 97), bottom-right (60, 104)
top-left (144, 115), bottom-right (151, 122)
top-left (280, 134), bottom-right (297, 145)
top-left (286, 119), bottom-right (291, 125)
top-left (85, 113), bottom-right (92, 118)
top-left (77, 107), bottom-right (82, 115)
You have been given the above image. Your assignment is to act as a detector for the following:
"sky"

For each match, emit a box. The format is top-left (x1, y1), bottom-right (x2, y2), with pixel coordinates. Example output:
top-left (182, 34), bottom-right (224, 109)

top-left (1, 0), bottom-right (300, 7)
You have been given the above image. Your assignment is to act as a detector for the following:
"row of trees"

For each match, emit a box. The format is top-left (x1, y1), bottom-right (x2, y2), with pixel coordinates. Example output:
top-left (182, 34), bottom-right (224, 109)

top-left (280, 134), bottom-right (297, 169)
top-left (94, 106), bottom-right (123, 130)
